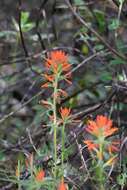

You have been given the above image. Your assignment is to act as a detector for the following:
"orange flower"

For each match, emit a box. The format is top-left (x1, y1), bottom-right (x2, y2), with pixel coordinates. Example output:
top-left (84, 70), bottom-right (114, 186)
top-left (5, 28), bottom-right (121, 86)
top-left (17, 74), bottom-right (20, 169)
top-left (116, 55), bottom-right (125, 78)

top-left (43, 74), bottom-right (54, 82)
top-left (84, 140), bottom-right (98, 151)
top-left (86, 115), bottom-right (118, 138)
top-left (40, 100), bottom-right (52, 108)
top-left (58, 178), bottom-right (67, 190)
top-left (41, 82), bottom-right (49, 88)
top-left (45, 50), bottom-right (71, 74)
top-left (41, 50), bottom-right (72, 88)
top-left (52, 89), bottom-right (68, 101)
top-left (59, 107), bottom-right (71, 121)
top-left (35, 169), bottom-right (45, 182)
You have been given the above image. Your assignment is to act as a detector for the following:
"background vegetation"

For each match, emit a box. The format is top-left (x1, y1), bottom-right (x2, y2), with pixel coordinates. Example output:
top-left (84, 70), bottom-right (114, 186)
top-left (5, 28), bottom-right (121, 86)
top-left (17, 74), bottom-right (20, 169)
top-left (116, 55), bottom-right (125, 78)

top-left (0, 0), bottom-right (127, 189)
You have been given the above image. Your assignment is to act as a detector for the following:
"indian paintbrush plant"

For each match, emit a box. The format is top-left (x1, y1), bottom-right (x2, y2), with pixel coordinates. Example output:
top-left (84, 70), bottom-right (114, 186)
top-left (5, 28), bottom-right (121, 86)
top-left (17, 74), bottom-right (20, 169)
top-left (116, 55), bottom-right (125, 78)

top-left (14, 51), bottom-right (120, 190)
top-left (41, 50), bottom-right (71, 189)
top-left (14, 50), bottom-right (70, 190)
top-left (84, 115), bottom-right (119, 190)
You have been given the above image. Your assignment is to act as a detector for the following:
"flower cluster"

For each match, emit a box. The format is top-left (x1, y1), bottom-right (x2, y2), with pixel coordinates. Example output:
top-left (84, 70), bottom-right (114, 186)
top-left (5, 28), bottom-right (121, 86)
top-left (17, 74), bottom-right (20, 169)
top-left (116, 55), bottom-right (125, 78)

top-left (83, 115), bottom-right (120, 189)
top-left (84, 115), bottom-right (119, 162)
top-left (58, 178), bottom-right (67, 190)
top-left (86, 115), bottom-right (118, 138)
top-left (41, 50), bottom-right (71, 89)
top-left (41, 50), bottom-right (71, 187)
top-left (59, 107), bottom-right (71, 122)
top-left (35, 169), bottom-right (45, 182)
top-left (45, 51), bottom-right (71, 74)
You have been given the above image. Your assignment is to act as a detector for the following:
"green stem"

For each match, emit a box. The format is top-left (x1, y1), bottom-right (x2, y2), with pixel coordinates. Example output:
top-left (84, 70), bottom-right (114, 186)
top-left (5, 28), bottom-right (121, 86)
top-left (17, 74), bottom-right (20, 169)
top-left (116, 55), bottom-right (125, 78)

top-left (97, 142), bottom-right (105, 190)
top-left (99, 168), bottom-right (105, 190)
top-left (96, 164), bottom-right (105, 190)
top-left (53, 75), bottom-right (58, 179)
top-left (17, 160), bottom-right (21, 190)
top-left (61, 122), bottom-right (65, 174)
top-left (100, 184), bottom-right (105, 190)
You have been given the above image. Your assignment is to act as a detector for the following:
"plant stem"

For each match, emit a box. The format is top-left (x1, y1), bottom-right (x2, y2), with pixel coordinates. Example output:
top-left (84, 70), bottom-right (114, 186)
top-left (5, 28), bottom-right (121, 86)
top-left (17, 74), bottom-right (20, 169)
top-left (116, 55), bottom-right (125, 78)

top-left (61, 122), bottom-right (65, 173)
top-left (97, 162), bottom-right (105, 190)
top-left (53, 75), bottom-right (58, 179)
top-left (100, 184), bottom-right (105, 190)
top-left (97, 142), bottom-right (105, 190)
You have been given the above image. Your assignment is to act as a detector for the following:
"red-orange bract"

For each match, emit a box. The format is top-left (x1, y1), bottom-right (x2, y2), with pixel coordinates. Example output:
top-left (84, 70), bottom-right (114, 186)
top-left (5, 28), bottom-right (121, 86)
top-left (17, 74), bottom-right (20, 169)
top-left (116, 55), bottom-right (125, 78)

top-left (45, 50), bottom-right (71, 74)
top-left (59, 107), bottom-right (71, 121)
top-left (35, 169), bottom-right (45, 182)
top-left (41, 50), bottom-right (71, 88)
top-left (86, 115), bottom-right (118, 138)
top-left (84, 140), bottom-right (98, 151)
top-left (57, 178), bottom-right (67, 190)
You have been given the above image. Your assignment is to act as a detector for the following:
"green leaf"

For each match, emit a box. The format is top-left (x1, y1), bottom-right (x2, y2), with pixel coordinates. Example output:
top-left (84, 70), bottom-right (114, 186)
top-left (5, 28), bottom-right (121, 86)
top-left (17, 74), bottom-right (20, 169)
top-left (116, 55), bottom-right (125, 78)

top-left (74, 0), bottom-right (84, 5)
top-left (12, 18), bottom-right (19, 32)
top-left (21, 11), bottom-right (29, 25)
top-left (94, 44), bottom-right (104, 51)
top-left (81, 44), bottom-right (89, 55)
top-left (94, 10), bottom-right (106, 32)
top-left (12, 11), bottom-right (35, 33)
top-left (0, 30), bottom-right (16, 38)
top-left (110, 58), bottom-right (125, 66)
top-left (22, 23), bottom-right (35, 32)
top-left (118, 0), bottom-right (125, 4)
top-left (117, 173), bottom-right (127, 186)
top-left (100, 71), bottom-right (112, 82)
top-left (0, 151), bottom-right (5, 161)
top-left (108, 19), bottom-right (119, 30)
